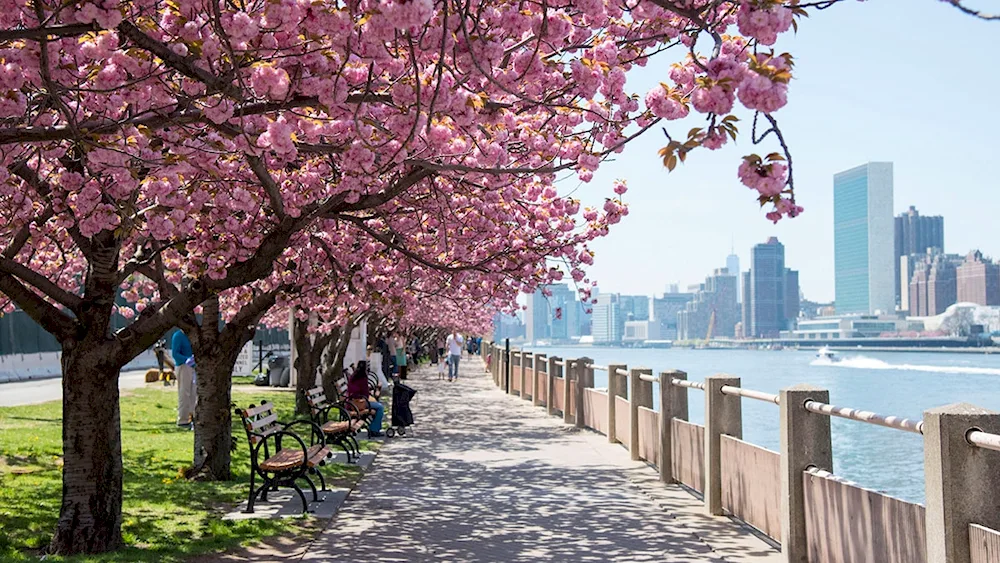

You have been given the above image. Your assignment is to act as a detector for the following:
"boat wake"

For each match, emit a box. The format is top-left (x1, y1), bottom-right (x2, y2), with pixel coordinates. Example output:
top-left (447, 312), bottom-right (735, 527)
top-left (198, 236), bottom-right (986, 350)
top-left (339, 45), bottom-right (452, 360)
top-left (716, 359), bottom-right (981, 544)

top-left (810, 355), bottom-right (1000, 376)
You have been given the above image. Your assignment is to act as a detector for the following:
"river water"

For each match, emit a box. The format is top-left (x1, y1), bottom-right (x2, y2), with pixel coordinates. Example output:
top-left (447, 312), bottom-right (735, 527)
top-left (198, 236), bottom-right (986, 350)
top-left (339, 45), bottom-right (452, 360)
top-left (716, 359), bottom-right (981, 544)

top-left (518, 345), bottom-right (1000, 505)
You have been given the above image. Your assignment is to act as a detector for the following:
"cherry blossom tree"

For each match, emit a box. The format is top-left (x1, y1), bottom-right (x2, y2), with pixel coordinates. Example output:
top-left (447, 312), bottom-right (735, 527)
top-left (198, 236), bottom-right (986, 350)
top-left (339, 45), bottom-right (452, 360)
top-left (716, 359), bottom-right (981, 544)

top-left (1, 0), bottom-right (989, 555)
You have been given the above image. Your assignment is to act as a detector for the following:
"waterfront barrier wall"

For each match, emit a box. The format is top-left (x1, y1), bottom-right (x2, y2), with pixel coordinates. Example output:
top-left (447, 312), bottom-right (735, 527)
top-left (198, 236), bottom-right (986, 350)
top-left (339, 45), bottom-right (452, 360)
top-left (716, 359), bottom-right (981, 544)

top-left (481, 342), bottom-right (1000, 563)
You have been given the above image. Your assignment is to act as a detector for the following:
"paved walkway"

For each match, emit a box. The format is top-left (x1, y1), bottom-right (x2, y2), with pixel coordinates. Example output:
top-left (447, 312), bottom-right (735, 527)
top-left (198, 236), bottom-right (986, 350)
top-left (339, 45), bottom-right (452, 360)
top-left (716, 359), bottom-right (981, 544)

top-left (0, 369), bottom-right (149, 406)
top-left (302, 357), bottom-right (779, 562)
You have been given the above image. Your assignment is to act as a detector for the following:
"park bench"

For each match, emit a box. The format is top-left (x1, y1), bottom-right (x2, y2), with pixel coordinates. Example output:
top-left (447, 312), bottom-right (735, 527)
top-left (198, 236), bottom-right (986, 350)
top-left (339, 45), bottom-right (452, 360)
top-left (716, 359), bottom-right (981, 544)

top-left (236, 400), bottom-right (332, 514)
top-left (305, 386), bottom-right (366, 463)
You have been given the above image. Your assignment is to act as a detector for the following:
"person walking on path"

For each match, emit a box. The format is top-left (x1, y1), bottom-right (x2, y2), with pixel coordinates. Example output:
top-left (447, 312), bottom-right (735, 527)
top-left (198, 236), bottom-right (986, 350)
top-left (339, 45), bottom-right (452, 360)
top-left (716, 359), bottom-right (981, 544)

top-left (171, 329), bottom-right (196, 428)
top-left (446, 331), bottom-right (464, 381)
top-left (394, 334), bottom-right (408, 380)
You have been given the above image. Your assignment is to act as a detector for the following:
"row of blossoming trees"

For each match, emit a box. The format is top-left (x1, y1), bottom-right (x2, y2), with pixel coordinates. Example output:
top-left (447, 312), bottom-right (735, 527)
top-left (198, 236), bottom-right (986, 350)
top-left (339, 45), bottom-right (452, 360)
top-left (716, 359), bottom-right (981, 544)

top-left (0, 0), bottom-right (988, 555)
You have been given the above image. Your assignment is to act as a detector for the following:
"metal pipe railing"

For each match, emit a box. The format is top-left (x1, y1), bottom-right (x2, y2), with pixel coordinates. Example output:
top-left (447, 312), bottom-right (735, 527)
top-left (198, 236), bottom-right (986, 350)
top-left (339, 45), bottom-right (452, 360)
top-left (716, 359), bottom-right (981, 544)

top-left (804, 400), bottom-right (924, 435)
top-left (968, 430), bottom-right (1000, 452)
top-left (672, 378), bottom-right (705, 390)
top-left (638, 373), bottom-right (657, 383)
top-left (591, 364), bottom-right (609, 371)
top-left (720, 385), bottom-right (780, 405)
top-left (614, 367), bottom-right (628, 376)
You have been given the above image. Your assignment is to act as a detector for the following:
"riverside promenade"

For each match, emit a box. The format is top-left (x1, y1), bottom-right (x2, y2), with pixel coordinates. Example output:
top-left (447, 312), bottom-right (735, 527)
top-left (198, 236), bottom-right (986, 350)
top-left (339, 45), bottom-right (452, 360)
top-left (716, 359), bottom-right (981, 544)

top-left (304, 358), bottom-right (779, 562)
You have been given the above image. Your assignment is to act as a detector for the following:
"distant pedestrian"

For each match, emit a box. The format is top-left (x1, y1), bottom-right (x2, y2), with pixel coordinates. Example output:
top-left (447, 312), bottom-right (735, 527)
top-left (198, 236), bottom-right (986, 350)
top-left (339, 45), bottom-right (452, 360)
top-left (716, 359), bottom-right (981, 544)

top-left (171, 329), bottom-right (196, 428)
top-left (394, 334), bottom-right (408, 379)
top-left (437, 354), bottom-right (447, 380)
top-left (446, 331), bottom-right (465, 381)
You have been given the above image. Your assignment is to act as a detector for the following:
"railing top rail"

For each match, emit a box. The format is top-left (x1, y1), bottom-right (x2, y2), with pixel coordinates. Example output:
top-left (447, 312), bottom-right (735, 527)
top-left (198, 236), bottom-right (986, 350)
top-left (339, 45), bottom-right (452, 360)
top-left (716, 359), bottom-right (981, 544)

top-left (614, 367), bottom-right (628, 376)
top-left (968, 430), bottom-right (1000, 452)
top-left (804, 400), bottom-right (924, 435)
top-left (720, 385), bottom-right (780, 405)
top-left (638, 373), bottom-right (657, 383)
top-left (591, 364), bottom-right (609, 371)
top-left (672, 378), bottom-right (705, 390)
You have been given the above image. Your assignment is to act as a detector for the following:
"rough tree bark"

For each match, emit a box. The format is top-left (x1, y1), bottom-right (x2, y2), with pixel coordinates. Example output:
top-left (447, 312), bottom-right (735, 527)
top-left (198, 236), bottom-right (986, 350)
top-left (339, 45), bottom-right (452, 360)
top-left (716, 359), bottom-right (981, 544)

top-left (47, 232), bottom-right (127, 555)
top-left (319, 320), bottom-right (355, 400)
top-left (51, 338), bottom-right (125, 554)
top-left (292, 316), bottom-right (335, 416)
top-left (187, 292), bottom-right (279, 480)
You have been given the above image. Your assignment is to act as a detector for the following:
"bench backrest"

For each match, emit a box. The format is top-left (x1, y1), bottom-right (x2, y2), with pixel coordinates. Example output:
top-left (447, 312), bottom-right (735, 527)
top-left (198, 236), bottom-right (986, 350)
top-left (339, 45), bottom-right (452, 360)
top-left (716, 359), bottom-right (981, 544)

top-left (306, 386), bottom-right (329, 415)
top-left (237, 401), bottom-right (281, 445)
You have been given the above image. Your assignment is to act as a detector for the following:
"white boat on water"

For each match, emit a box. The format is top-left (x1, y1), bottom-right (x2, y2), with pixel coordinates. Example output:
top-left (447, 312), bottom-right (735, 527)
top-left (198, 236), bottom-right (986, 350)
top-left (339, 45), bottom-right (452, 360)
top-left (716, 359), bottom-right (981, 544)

top-left (815, 347), bottom-right (839, 362)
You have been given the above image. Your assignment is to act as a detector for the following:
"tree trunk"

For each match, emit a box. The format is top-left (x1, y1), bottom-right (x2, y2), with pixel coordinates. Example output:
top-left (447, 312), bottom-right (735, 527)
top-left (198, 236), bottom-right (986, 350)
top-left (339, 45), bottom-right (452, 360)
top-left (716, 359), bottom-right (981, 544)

top-left (49, 343), bottom-right (124, 555)
top-left (293, 318), bottom-right (317, 416)
top-left (189, 344), bottom-right (241, 481)
top-left (319, 326), bottom-right (341, 401)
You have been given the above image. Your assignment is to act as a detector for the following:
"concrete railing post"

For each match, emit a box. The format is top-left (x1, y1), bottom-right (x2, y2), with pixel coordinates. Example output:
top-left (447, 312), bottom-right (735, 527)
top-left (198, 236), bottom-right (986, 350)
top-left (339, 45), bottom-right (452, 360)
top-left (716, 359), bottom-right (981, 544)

top-left (546, 356), bottom-right (559, 416)
top-left (923, 403), bottom-right (1000, 563)
top-left (533, 354), bottom-right (546, 407)
top-left (563, 358), bottom-right (575, 424)
top-left (779, 384), bottom-right (832, 563)
top-left (520, 353), bottom-right (529, 400)
top-left (629, 368), bottom-right (653, 461)
top-left (705, 374), bottom-right (742, 516)
top-left (508, 350), bottom-right (519, 396)
top-left (607, 364), bottom-right (627, 444)
top-left (575, 357), bottom-right (593, 429)
top-left (658, 370), bottom-right (688, 483)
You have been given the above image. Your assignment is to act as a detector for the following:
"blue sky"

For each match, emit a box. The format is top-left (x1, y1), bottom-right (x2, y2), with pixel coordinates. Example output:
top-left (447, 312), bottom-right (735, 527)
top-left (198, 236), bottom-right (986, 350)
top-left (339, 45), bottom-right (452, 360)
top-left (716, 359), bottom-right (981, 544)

top-left (564, 1), bottom-right (999, 303)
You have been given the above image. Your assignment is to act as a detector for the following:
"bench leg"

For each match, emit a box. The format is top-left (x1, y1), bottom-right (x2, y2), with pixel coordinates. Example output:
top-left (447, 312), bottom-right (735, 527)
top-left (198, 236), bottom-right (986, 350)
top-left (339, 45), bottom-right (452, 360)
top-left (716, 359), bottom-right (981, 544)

top-left (291, 482), bottom-right (310, 514)
top-left (303, 473), bottom-right (320, 502)
top-left (244, 470), bottom-right (258, 514)
top-left (350, 435), bottom-right (362, 462)
top-left (334, 437), bottom-right (352, 462)
top-left (313, 466), bottom-right (328, 492)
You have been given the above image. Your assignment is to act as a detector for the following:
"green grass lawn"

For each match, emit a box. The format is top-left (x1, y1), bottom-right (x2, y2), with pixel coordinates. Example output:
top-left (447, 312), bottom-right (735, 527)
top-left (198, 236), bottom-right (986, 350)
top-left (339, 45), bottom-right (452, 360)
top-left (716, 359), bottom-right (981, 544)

top-left (0, 385), bottom-right (373, 562)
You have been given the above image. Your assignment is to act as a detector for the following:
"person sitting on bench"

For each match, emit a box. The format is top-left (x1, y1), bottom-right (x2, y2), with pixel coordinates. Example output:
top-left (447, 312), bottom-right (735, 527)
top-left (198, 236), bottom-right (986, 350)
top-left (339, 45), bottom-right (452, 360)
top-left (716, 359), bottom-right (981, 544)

top-left (348, 361), bottom-right (384, 438)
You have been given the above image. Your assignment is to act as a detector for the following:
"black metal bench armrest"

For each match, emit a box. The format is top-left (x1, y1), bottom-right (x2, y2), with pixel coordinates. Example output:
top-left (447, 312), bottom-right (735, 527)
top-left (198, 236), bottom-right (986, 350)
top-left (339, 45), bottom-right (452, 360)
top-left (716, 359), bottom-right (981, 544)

top-left (280, 419), bottom-right (326, 447)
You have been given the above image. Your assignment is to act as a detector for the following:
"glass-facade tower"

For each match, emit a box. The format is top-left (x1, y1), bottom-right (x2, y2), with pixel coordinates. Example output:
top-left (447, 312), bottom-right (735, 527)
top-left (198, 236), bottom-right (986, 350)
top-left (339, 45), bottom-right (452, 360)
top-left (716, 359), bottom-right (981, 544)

top-left (834, 162), bottom-right (895, 315)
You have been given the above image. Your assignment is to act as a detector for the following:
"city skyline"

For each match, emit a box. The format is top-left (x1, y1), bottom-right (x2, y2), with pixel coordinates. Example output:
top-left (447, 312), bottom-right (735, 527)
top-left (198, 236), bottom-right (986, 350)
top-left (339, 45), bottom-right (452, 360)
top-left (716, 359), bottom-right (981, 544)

top-left (558, 2), bottom-right (998, 303)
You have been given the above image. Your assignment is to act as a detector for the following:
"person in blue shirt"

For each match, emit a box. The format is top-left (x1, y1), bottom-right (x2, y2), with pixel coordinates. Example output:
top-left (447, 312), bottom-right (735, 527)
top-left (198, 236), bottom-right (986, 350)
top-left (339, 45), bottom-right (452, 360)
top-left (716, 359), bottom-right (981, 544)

top-left (171, 329), bottom-right (196, 428)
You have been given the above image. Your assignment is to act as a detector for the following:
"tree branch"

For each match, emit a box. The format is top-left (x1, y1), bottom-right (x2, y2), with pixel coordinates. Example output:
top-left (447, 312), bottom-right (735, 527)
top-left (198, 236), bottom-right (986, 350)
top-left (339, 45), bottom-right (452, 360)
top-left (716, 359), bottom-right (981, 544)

top-left (0, 272), bottom-right (77, 339)
top-left (245, 154), bottom-right (287, 217)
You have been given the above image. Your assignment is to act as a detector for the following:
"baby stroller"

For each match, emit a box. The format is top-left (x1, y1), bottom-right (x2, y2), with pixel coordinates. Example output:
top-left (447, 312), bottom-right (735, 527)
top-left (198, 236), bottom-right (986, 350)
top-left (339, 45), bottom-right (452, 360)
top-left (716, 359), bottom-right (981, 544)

top-left (385, 382), bottom-right (417, 438)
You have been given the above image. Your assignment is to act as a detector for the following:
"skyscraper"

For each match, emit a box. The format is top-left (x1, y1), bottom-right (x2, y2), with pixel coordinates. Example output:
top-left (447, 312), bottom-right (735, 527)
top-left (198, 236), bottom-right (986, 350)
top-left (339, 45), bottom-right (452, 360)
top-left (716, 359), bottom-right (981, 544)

top-left (894, 206), bottom-right (944, 307)
top-left (908, 252), bottom-right (958, 316)
top-left (741, 271), bottom-right (751, 337)
top-left (525, 290), bottom-right (549, 344)
top-left (957, 251), bottom-right (1000, 306)
top-left (592, 293), bottom-right (623, 344)
top-left (749, 237), bottom-right (786, 338)
top-left (677, 268), bottom-right (738, 340)
top-left (834, 162), bottom-right (895, 314)
top-left (784, 268), bottom-right (800, 324)
top-left (525, 284), bottom-right (575, 343)
top-left (618, 295), bottom-right (650, 321)
top-left (651, 292), bottom-right (694, 340)
top-left (726, 251), bottom-right (741, 304)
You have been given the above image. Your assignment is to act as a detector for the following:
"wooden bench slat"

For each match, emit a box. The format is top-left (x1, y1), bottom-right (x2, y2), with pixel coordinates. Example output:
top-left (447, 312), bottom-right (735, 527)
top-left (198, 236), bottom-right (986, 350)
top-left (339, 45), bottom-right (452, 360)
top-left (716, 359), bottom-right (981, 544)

top-left (243, 403), bottom-right (274, 418)
top-left (249, 424), bottom-right (282, 445)
top-left (258, 444), bottom-right (330, 471)
top-left (249, 413), bottom-right (278, 431)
